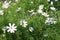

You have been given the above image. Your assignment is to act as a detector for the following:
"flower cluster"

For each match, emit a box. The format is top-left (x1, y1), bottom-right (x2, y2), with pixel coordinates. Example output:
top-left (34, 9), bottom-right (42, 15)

top-left (2, 1), bottom-right (11, 9)
top-left (45, 18), bottom-right (57, 24)
top-left (2, 19), bottom-right (34, 33)
top-left (1, 0), bottom-right (58, 34)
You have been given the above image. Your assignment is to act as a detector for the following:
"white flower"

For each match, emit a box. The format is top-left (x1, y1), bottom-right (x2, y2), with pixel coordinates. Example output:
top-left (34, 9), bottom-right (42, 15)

top-left (45, 18), bottom-right (57, 24)
top-left (37, 5), bottom-right (44, 14)
top-left (42, 12), bottom-right (49, 17)
top-left (2, 1), bottom-right (11, 9)
top-left (51, 1), bottom-right (53, 5)
top-left (50, 7), bottom-right (56, 11)
top-left (6, 23), bottom-right (17, 33)
top-left (30, 12), bottom-right (36, 16)
top-left (39, 5), bottom-right (44, 10)
top-left (20, 19), bottom-right (28, 27)
top-left (37, 9), bottom-right (43, 14)
top-left (29, 27), bottom-right (34, 32)
top-left (16, 7), bottom-right (21, 12)
top-left (0, 10), bottom-right (4, 15)
top-left (28, 10), bottom-right (36, 16)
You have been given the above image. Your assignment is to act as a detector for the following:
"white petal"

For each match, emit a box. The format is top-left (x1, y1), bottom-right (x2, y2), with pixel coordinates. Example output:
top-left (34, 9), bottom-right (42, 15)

top-left (9, 23), bottom-right (11, 26)
top-left (37, 9), bottom-right (43, 14)
top-left (51, 1), bottom-right (53, 5)
top-left (7, 29), bottom-right (10, 32)
top-left (12, 23), bottom-right (15, 27)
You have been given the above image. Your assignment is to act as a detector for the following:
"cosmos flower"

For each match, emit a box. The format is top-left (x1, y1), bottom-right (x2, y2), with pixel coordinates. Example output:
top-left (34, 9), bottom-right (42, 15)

top-left (41, 12), bottom-right (49, 17)
top-left (6, 23), bottom-right (17, 33)
top-left (0, 10), bottom-right (4, 15)
top-left (37, 5), bottom-right (44, 14)
top-left (37, 9), bottom-right (43, 14)
top-left (28, 10), bottom-right (36, 16)
top-left (2, 1), bottom-right (11, 9)
top-left (50, 7), bottom-right (56, 11)
top-left (29, 27), bottom-right (34, 32)
top-left (45, 18), bottom-right (57, 24)
top-left (39, 5), bottom-right (44, 10)
top-left (20, 19), bottom-right (28, 27)
top-left (30, 12), bottom-right (37, 16)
